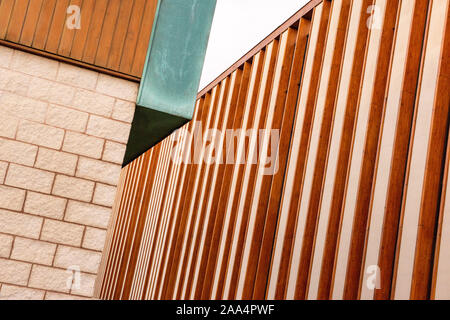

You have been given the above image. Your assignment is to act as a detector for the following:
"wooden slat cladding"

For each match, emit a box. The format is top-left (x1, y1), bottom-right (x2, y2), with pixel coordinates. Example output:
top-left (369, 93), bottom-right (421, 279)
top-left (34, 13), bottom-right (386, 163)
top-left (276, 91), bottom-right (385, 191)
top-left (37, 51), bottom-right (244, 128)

top-left (0, 0), bottom-right (158, 79)
top-left (96, 0), bottom-right (450, 300)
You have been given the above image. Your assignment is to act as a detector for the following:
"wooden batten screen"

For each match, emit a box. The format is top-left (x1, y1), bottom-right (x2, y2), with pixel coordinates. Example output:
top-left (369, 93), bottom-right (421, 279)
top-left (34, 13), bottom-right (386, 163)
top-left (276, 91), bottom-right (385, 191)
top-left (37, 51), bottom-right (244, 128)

top-left (96, 0), bottom-right (450, 300)
top-left (0, 0), bottom-right (159, 79)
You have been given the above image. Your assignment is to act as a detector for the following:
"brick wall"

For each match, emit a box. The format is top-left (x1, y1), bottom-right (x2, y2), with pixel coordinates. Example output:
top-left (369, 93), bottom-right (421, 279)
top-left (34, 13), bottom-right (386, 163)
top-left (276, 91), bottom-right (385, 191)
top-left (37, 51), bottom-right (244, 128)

top-left (0, 45), bottom-right (137, 300)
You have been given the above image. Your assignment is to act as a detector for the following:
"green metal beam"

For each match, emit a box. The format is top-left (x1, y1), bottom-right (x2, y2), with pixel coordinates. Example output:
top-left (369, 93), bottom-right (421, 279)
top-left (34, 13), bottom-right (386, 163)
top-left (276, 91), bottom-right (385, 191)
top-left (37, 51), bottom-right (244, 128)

top-left (123, 0), bottom-right (217, 167)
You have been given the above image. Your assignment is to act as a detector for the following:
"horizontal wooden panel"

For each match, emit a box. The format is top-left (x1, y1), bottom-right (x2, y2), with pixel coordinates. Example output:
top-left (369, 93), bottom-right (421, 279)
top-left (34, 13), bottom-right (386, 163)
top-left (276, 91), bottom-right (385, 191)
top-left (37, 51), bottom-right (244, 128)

top-left (0, 0), bottom-right (158, 79)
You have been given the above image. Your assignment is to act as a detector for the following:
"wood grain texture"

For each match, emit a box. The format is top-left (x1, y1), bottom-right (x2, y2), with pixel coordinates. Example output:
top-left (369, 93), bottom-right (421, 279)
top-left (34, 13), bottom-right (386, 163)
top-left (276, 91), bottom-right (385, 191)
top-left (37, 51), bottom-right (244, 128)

top-left (95, 0), bottom-right (450, 300)
top-left (0, 0), bottom-right (158, 78)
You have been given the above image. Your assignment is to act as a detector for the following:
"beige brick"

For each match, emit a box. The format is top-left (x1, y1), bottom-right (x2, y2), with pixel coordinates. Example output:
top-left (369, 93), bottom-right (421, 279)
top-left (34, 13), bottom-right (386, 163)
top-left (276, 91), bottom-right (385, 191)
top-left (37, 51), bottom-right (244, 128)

top-left (112, 99), bottom-right (135, 123)
top-left (72, 88), bottom-right (114, 117)
top-left (0, 284), bottom-right (45, 300)
top-left (0, 209), bottom-right (43, 238)
top-left (17, 120), bottom-right (64, 149)
top-left (71, 272), bottom-right (96, 297)
top-left (0, 92), bottom-right (48, 123)
top-left (52, 175), bottom-right (94, 202)
top-left (93, 183), bottom-right (117, 207)
top-left (28, 265), bottom-right (70, 293)
top-left (0, 69), bottom-right (32, 95)
top-left (0, 161), bottom-right (7, 184)
top-left (0, 46), bottom-right (13, 68)
top-left (40, 219), bottom-right (84, 247)
top-left (0, 185), bottom-right (26, 211)
top-left (65, 201), bottom-right (111, 229)
top-left (57, 63), bottom-right (99, 90)
top-left (82, 227), bottom-right (107, 252)
top-left (0, 113), bottom-right (19, 139)
top-left (35, 148), bottom-right (78, 175)
top-left (24, 192), bottom-right (67, 220)
top-left (103, 141), bottom-right (126, 165)
top-left (28, 78), bottom-right (75, 106)
top-left (46, 104), bottom-right (88, 132)
top-left (0, 233), bottom-right (13, 258)
top-left (62, 131), bottom-right (104, 159)
top-left (45, 292), bottom-right (90, 300)
top-left (11, 237), bottom-right (56, 265)
top-left (96, 74), bottom-right (138, 101)
top-left (54, 246), bottom-right (101, 274)
top-left (11, 51), bottom-right (58, 80)
top-left (86, 115), bottom-right (131, 144)
top-left (6, 164), bottom-right (54, 193)
top-left (0, 258), bottom-right (31, 286)
top-left (76, 157), bottom-right (121, 185)
top-left (0, 138), bottom-right (37, 166)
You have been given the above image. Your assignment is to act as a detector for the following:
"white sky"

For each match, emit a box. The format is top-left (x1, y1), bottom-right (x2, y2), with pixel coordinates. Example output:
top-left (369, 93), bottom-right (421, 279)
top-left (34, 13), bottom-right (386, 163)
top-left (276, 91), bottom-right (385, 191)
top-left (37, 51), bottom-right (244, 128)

top-left (199, 0), bottom-right (310, 90)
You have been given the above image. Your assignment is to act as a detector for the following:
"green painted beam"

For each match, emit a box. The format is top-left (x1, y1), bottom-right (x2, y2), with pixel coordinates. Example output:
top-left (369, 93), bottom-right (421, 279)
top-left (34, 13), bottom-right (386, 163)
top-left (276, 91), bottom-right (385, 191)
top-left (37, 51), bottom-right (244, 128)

top-left (123, 0), bottom-right (217, 167)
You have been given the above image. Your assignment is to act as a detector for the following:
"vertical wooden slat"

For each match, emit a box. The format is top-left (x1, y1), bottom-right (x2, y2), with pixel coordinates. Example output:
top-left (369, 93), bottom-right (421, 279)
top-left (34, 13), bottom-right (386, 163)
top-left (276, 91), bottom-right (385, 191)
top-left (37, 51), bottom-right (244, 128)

top-left (266, 9), bottom-right (321, 301)
top-left (93, 0), bottom-right (450, 301)
top-left (69, 0), bottom-right (95, 60)
top-left (5, 0), bottom-right (30, 43)
top-left (95, 0), bottom-right (121, 67)
top-left (119, 0), bottom-right (146, 74)
top-left (133, 139), bottom-right (173, 298)
top-left (433, 129), bottom-right (450, 300)
top-left (101, 156), bottom-right (140, 297)
top-left (186, 79), bottom-right (230, 299)
top-left (0, 0), bottom-right (15, 39)
top-left (246, 28), bottom-right (298, 300)
top-left (153, 99), bottom-right (204, 299)
top-left (237, 31), bottom-right (293, 299)
top-left (261, 18), bottom-right (311, 300)
top-left (82, 0), bottom-right (108, 64)
top-left (281, 1), bottom-right (332, 300)
top-left (360, 0), bottom-right (429, 300)
top-left (211, 53), bottom-right (264, 299)
top-left (45, 0), bottom-right (70, 53)
top-left (308, 0), bottom-right (372, 300)
top-left (288, 0), bottom-right (351, 300)
top-left (0, 0), bottom-right (157, 78)
top-left (342, 0), bottom-right (400, 300)
top-left (58, 0), bottom-right (83, 56)
top-left (19, 0), bottom-right (43, 46)
top-left (223, 45), bottom-right (277, 300)
top-left (131, 0), bottom-right (158, 76)
top-left (182, 83), bottom-right (228, 299)
top-left (199, 62), bottom-right (253, 299)
top-left (393, 0), bottom-right (449, 300)
top-left (410, 0), bottom-right (450, 299)
top-left (189, 74), bottom-right (237, 299)
top-left (331, 0), bottom-right (390, 300)
top-left (162, 95), bottom-right (211, 299)
top-left (116, 146), bottom-right (161, 299)
top-left (431, 4), bottom-right (450, 299)
top-left (174, 86), bottom-right (219, 299)
top-left (106, 0), bottom-right (134, 70)
top-left (32, 0), bottom-right (56, 50)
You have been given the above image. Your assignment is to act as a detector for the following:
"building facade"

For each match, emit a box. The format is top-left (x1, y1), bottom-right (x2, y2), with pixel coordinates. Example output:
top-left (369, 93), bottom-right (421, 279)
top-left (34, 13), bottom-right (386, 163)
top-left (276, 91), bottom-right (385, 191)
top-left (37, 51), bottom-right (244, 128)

top-left (0, 0), bottom-right (158, 299)
top-left (97, 0), bottom-right (450, 300)
top-left (0, 0), bottom-right (449, 301)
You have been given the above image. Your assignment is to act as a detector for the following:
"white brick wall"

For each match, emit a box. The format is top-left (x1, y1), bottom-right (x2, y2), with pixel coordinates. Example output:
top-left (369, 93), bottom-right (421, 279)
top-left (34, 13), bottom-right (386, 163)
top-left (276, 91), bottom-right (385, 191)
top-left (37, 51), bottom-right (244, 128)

top-left (0, 46), bottom-right (137, 300)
